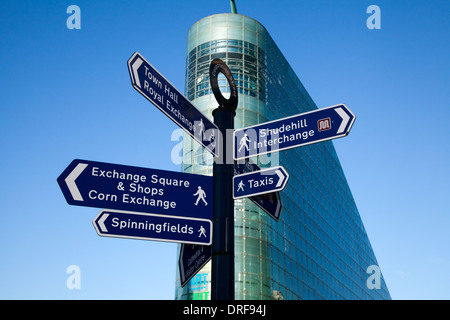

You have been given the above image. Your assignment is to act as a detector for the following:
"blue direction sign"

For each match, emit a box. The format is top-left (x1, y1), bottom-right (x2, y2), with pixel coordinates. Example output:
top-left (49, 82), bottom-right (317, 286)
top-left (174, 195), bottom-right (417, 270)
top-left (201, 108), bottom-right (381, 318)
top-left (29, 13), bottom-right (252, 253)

top-left (57, 159), bottom-right (213, 220)
top-left (179, 243), bottom-right (212, 287)
top-left (234, 160), bottom-right (283, 221)
top-left (234, 104), bottom-right (355, 160)
top-left (128, 52), bottom-right (219, 157)
top-left (93, 210), bottom-right (212, 246)
top-left (233, 166), bottom-right (289, 199)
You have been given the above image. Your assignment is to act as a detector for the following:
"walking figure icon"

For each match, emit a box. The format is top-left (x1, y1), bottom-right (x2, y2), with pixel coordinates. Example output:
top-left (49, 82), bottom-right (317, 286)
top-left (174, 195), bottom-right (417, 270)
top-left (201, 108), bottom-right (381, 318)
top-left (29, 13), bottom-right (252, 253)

top-left (194, 186), bottom-right (208, 206)
top-left (237, 180), bottom-right (245, 192)
top-left (198, 226), bottom-right (207, 238)
top-left (238, 134), bottom-right (251, 152)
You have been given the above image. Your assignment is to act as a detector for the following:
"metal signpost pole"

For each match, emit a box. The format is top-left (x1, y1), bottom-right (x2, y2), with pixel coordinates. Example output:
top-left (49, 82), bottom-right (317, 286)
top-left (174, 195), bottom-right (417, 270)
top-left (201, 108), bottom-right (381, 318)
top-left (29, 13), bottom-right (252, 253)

top-left (209, 59), bottom-right (238, 300)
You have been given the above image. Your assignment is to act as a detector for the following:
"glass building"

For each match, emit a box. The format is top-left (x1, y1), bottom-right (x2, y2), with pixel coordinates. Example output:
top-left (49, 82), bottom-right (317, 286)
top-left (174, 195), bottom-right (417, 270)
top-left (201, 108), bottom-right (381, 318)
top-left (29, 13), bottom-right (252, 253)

top-left (174, 13), bottom-right (390, 300)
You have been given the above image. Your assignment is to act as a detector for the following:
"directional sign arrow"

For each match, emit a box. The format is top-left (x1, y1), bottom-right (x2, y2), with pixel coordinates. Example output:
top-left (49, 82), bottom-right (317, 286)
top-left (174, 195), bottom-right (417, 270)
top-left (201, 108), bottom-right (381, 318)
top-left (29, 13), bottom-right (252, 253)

top-left (57, 159), bottom-right (213, 220)
top-left (93, 210), bottom-right (212, 246)
top-left (127, 52), bottom-right (220, 157)
top-left (233, 166), bottom-right (289, 199)
top-left (179, 243), bottom-right (212, 287)
top-left (234, 103), bottom-right (355, 160)
top-left (97, 212), bottom-right (109, 232)
top-left (63, 162), bottom-right (87, 201)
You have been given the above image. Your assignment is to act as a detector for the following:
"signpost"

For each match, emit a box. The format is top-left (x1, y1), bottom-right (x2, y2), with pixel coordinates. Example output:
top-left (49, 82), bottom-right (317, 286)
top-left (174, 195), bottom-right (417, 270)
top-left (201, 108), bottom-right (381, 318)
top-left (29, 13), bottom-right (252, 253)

top-left (234, 104), bottom-right (355, 160)
top-left (57, 159), bottom-right (213, 220)
top-left (93, 210), bottom-right (212, 246)
top-left (178, 243), bottom-right (212, 287)
top-left (128, 52), bottom-right (220, 157)
top-left (57, 50), bottom-right (356, 301)
top-left (233, 166), bottom-right (289, 199)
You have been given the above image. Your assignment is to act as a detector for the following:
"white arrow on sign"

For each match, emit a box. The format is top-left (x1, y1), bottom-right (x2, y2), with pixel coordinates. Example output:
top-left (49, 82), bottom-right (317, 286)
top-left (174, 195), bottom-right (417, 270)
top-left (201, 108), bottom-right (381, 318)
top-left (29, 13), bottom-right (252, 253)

top-left (275, 169), bottom-right (288, 188)
top-left (97, 213), bottom-right (109, 232)
top-left (335, 107), bottom-right (350, 134)
top-left (64, 163), bottom-right (87, 201)
top-left (130, 57), bottom-right (143, 88)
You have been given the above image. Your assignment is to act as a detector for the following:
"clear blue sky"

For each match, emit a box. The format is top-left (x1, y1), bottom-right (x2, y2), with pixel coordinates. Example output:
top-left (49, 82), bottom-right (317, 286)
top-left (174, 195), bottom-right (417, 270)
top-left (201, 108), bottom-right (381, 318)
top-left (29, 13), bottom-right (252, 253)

top-left (1, 0), bottom-right (449, 300)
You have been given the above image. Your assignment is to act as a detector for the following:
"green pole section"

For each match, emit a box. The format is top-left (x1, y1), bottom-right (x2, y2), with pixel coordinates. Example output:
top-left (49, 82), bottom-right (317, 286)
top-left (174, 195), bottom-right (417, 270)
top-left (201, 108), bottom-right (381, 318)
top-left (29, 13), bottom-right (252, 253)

top-left (230, 0), bottom-right (238, 14)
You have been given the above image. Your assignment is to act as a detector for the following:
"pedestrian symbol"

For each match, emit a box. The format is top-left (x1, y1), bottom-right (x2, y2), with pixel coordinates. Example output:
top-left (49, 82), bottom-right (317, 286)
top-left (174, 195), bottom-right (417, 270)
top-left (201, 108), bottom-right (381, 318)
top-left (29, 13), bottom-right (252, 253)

top-left (238, 134), bottom-right (250, 152)
top-left (237, 180), bottom-right (245, 192)
top-left (198, 226), bottom-right (207, 238)
top-left (194, 186), bottom-right (208, 206)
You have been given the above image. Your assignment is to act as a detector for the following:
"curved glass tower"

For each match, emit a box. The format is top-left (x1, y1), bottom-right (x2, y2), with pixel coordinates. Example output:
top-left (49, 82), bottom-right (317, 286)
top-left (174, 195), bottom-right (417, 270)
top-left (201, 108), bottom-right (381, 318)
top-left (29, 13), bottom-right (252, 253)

top-left (175, 13), bottom-right (390, 300)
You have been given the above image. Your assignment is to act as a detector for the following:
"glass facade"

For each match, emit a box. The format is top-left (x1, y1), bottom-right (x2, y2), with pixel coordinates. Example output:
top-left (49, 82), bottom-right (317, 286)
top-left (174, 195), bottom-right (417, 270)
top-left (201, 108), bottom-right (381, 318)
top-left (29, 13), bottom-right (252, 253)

top-left (175, 14), bottom-right (390, 300)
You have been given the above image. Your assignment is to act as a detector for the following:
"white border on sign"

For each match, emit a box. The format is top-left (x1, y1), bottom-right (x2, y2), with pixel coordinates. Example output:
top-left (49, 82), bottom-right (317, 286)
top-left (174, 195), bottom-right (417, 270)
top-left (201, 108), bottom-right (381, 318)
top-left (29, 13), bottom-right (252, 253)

top-left (232, 166), bottom-right (289, 199)
top-left (233, 103), bottom-right (356, 160)
top-left (93, 209), bottom-right (213, 246)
